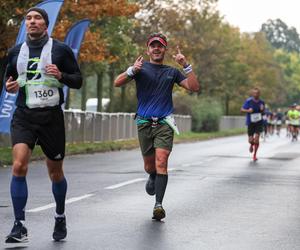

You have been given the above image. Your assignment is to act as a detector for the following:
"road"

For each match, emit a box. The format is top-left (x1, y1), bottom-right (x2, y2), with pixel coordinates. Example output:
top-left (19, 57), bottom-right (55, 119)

top-left (1, 132), bottom-right (300, 250)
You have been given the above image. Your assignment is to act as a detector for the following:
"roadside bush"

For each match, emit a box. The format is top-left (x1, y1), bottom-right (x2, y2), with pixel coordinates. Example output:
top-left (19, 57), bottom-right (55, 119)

top-left (173, 94), bottom-right (223, 132)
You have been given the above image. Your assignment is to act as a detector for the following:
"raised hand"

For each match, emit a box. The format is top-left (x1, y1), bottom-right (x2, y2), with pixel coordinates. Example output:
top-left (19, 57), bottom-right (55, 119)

top-left (172, 46), bottom-right (188, 67)
top-left (6, 76), bottom-right (19, 93)
top-left (133, 56), bottom-right (144, 74)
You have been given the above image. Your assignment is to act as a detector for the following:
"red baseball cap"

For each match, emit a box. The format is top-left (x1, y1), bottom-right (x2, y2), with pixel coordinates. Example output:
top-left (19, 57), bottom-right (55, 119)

top-left (147, 33), bottom-right (167, 47)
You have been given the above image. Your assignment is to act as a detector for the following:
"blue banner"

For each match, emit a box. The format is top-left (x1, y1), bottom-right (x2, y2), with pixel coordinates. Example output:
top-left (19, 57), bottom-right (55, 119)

top-left (0, 0), bottom-right (64, 134)
top-left (62, 19), bottom-right (90, 106)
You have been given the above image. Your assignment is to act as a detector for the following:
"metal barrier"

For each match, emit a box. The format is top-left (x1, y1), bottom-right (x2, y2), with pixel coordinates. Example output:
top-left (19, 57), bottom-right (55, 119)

top-left (0, 111), bottom-right (192, 146)
top-left (219, 116), bottom-right (245, 130)
top-left (63, 111), bottom-right (192, 143)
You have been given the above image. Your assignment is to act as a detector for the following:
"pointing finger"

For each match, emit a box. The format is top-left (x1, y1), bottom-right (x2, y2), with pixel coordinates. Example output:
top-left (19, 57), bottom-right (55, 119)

top-left (177, 46), bottom-right (181, 54)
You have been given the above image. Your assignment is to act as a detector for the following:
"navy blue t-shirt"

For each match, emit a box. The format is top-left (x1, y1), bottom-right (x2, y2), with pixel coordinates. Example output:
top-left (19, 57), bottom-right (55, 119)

top-left (242, 97), bottom-right (265, 125)
top-left (133, 61), bottom-right (186, 118)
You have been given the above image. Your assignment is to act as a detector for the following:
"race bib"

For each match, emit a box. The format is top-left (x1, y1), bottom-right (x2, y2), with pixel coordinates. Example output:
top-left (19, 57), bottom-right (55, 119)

top-left (26, 84), bottom-right (60, 108)
top-left (250, 113), bottom-right (262, 123)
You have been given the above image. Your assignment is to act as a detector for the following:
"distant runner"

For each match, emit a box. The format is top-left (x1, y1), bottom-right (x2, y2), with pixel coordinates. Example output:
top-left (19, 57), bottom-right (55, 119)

top-left (241, 88), bottom-right (265, 161)
top-left (287, 103), bottom-right (300, 141)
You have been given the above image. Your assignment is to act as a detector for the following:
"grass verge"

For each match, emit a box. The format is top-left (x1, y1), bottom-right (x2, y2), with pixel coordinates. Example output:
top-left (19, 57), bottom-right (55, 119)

top-left (0, 128), bottom-right (246, 167)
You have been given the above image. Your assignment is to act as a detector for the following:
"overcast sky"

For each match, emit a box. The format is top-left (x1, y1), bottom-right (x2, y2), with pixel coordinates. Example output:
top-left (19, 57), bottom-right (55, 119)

top-left (217, 0), bottom-right (300, 33)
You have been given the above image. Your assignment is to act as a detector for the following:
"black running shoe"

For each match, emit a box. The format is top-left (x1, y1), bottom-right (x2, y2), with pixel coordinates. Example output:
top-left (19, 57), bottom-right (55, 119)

top-left (5, 220), bottom-right (28, 244)
top-left (53, 216), bottom-right (67, 241)
top-left (152, 203), bottom-right (166, 221)
top-left (145, 174), bottom-right (156, 196)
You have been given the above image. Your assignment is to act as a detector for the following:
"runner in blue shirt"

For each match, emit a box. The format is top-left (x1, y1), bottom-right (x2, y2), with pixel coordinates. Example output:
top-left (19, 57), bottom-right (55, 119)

top-left (241, 88), bottom-right (265, 161)
top-left (114, 33), bottom-right (200, 220)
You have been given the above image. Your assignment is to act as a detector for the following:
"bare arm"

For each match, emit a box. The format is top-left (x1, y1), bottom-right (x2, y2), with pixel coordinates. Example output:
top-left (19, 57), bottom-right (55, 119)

top-left (179, 72), bottom-right (200, 92)
top-left (241, 107), bottom-right (253, 113)
top-left (114, 56), bottom-right (144, 87)
top-left (114, 72), bottom-right (133, 87)
top-left (173, 46), bottom-right (200, 92)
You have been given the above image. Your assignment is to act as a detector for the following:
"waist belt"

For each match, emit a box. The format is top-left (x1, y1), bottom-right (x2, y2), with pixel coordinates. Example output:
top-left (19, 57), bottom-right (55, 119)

top-left (136, 115), bottom-right (166, 127)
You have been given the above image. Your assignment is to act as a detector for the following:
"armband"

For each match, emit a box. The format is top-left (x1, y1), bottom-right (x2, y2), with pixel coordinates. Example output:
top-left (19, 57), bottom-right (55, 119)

top-left (183, 64), bottom-right (193, 74)
top-left (126, 66), bottom-right (135, 78)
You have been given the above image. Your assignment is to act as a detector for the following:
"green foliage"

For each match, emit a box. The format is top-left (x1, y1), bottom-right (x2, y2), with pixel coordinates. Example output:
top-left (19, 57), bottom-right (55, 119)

top-left (191, 97), bottom-right (223, 132)
top-left (261, 19), bottom-right (300, 53)
top-left (273, 49), bottom-right (300, 105)
top-left (173, 94), bottom-right (223, 132)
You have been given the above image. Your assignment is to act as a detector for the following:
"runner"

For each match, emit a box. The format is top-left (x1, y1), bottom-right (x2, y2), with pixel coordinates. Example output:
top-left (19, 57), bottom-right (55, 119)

top-left (114, 33), bottom-right (200, 220)
top-left (241, 87), bottom-right (265, 161)
top-left (261, 110), bottom-right (268, 141)
top-left (285, 106), bottom-right (292, 138)
top-left (267, 110), bottom-right (275, 136)
top-left (4, 8), bottom-right (82, 245)
top-left (274, 108), bottom-right (283, 136)
top-left (287, 103), bottom-right (300, 141)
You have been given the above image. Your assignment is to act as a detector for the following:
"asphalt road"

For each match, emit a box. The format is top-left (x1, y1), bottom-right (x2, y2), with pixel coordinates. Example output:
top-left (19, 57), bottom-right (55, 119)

top-left (1, 131), bottom-right (300, 250)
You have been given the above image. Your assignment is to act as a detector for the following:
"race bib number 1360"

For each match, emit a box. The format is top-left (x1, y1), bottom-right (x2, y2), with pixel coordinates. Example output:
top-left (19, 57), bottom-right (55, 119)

top-left (26, 84), bottom-right (60, 108)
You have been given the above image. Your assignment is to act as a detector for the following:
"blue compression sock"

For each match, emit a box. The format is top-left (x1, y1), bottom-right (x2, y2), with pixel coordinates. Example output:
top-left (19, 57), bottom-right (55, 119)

top-left (52, 177), bottom-right (67, 215)
top-left (10, 176), bottom-right (28, 221)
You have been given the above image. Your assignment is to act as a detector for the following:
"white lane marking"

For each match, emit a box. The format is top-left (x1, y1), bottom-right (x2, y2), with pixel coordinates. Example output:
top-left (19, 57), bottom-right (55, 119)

top-left (181, 161), bottom-right (203, 167)
top-left (26, 194), bottom-right (95, 213)
top-left (180, 157), bottom-right (217, 168)
top-left (104, 178), bottom-right (146, 190)
top-left (203, 157), bottom-right (217, 163)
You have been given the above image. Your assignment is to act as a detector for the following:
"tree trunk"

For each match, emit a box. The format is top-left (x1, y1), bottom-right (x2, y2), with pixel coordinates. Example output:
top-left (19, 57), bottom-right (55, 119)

top-left (121, 86), bottom-right (126, 112)
top-left (97, 72), bottom-right (103, 112)
top-left (108, 64), bottom-right (115, 112)
top-left (64, 88), bottom-right (70, 110)
top-left (225, 94), bottom-right (230, 115)
top-left (80, 64), bottom-right (87, 111)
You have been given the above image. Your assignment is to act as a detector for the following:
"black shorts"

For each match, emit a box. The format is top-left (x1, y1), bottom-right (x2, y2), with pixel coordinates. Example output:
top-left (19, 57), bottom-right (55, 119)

top-left (11, 107), bottom-right (65, 161)
top-left (248, 121), bottom-right (263, 136)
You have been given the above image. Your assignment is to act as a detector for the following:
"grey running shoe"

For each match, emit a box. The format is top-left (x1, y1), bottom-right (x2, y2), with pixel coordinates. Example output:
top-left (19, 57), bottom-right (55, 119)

top-left (145, 174), bottom-right (156, 196)
top-left (5, 220), bottom-right (28, 245)
top-left (152, 203), bottom-right (166, 221)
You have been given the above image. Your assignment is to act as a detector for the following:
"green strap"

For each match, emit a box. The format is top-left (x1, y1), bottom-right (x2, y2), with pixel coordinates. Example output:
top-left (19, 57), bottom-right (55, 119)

top-left (136, 118), bottom-right (166, 125)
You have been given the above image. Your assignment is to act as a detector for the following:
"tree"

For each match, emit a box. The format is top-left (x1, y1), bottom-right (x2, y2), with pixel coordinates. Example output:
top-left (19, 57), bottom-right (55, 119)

top-left (261, 19), bottom-right (300, 53)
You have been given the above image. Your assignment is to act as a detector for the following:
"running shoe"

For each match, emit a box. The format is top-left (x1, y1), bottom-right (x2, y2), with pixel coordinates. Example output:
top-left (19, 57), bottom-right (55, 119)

top-left (5, 220), bottom-right (28, 244)
top-left (152, 203), bottom-right (165, 221)
top-left (145, 174), bottom-right (156, 196)
top-left (53, 216), bottom-right (67, 241)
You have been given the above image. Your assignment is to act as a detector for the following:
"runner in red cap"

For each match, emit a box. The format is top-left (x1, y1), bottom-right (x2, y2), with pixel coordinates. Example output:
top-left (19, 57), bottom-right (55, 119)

top-left (114, 32), bottom-right (200, 220)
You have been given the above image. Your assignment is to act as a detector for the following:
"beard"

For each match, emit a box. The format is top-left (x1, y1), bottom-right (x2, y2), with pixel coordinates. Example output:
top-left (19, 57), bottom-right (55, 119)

top-left (150, 53), bottom-right (165, 63)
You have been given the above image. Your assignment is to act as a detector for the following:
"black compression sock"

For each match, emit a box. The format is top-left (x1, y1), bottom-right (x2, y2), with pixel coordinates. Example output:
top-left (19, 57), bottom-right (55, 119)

top-left (150, 172), bottom-right (156, 180)
top-left (155, 174), bottom-right (168, 204)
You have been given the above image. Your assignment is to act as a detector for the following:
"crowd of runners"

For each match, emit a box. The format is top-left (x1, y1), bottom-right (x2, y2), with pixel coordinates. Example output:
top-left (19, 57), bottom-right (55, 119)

top-left (242, 88), bottom-right (300, 161)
